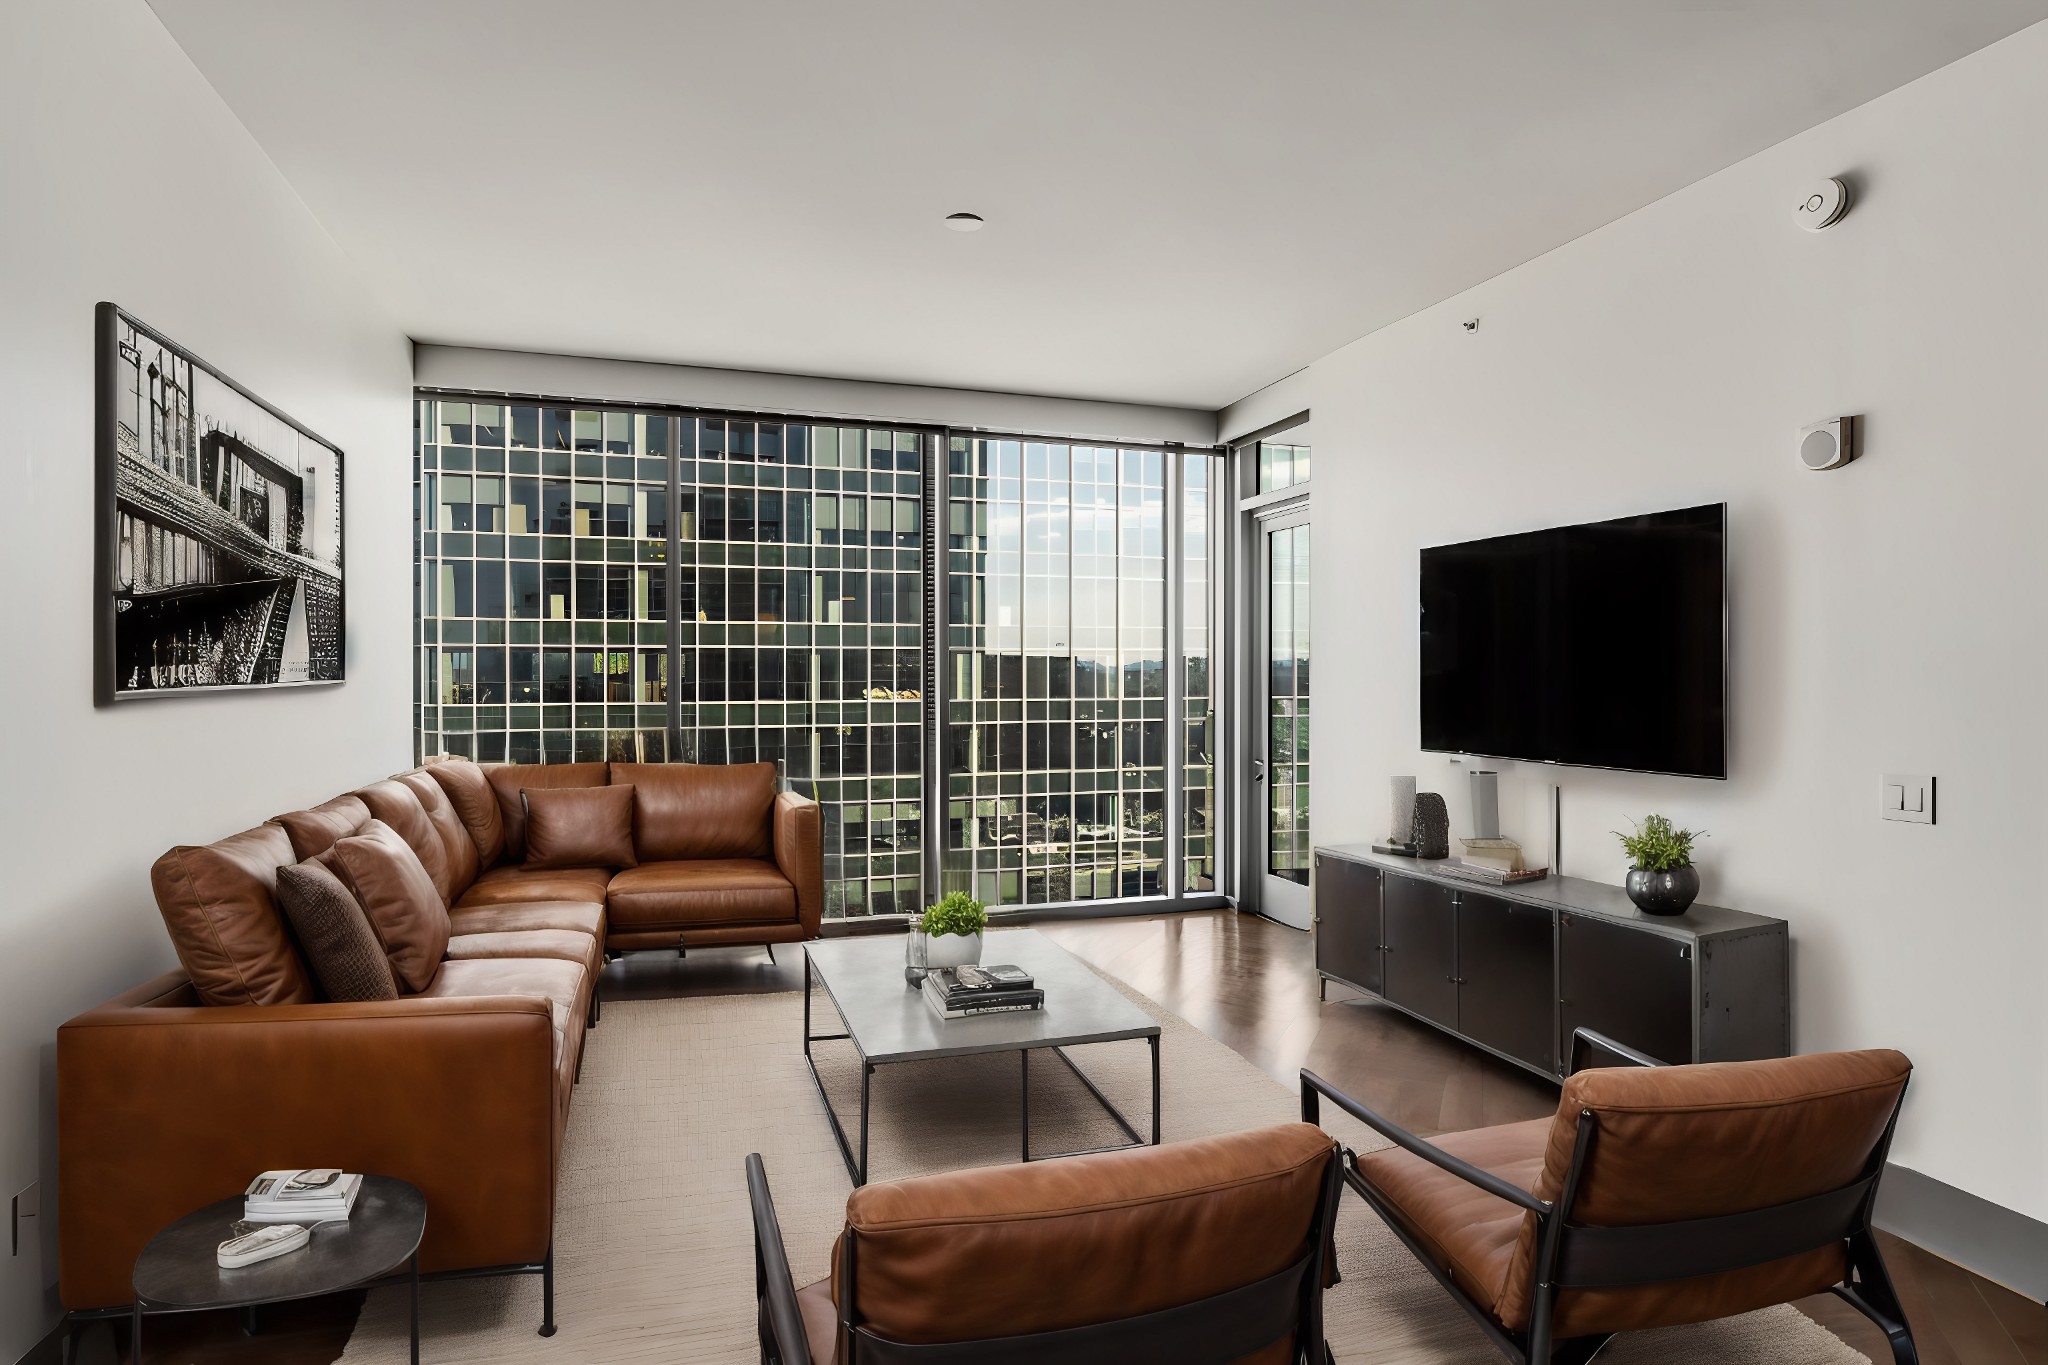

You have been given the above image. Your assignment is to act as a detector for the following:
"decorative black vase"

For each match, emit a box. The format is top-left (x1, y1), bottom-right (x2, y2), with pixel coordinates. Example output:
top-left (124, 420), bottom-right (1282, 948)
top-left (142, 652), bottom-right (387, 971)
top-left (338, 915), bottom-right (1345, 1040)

top-left (1625, 865), bottom-right (1700, 916)
top-left (1410, 792), bottom-right (1450, 860)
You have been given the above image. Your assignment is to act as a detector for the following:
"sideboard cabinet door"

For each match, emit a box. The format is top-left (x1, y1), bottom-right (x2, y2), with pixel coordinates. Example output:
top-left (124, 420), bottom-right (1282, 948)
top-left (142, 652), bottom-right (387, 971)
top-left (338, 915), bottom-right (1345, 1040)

top-left (1383, 875), bottom-right (1458, 1028)
top-left (1559, 914), bottom-right (1694, 1066)
top-left (1456, 891), bottom-right (1557, 1073)
top-left (1314, 856), bottom-right (1383, 994)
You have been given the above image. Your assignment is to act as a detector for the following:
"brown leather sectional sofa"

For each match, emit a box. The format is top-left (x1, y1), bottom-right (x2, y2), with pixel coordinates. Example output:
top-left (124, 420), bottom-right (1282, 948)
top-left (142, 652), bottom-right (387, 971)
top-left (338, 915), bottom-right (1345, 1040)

top-left (57, 757), bottom-right (821, 1315)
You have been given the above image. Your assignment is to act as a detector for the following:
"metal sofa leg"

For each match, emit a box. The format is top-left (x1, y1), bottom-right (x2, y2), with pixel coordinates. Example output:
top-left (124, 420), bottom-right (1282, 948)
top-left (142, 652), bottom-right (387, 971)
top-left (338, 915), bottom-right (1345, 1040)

top-left (539, 1245), bottom-right (557, 1337)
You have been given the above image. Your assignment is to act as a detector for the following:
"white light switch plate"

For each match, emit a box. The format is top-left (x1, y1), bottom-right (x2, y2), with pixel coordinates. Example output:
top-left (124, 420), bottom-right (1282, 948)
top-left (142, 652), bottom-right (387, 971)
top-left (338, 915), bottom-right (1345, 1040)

top-left (1881, 774), bottom-right (1934, 824)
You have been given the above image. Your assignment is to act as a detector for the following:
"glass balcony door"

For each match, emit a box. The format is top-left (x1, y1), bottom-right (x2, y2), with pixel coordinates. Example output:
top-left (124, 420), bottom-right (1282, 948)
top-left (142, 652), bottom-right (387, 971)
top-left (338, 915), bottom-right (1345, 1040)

top-left (1251, 505), bottom-right (1312, 929)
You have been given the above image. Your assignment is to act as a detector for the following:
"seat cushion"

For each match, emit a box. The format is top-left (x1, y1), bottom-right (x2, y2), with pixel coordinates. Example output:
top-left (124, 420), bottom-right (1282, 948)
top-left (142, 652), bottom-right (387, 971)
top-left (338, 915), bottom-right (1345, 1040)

top-left (449, 900), bottom-right (605, 939)
top-left (796, 1276), bottom-right (838, 1365)
top-left (151, 824), bottom-right (316, 1007)
top-left (607, 859), bottom-right (796, 931)
top-left (396, 769), bottom-right (480, 898)
top-left (487, 762), bottom-right (610, 862)
top-left (1354, 1118), bottom-right (1548, 1319)
top-left (456, 865), bottom-right (610, 910)
top-left (275, 862), bottom-right (399, 1002)
top-left (445, 928), bottom-right (603, 982)
top-left (355, 779), bottom-right (454, 905)
top-left (425, 756), bottom-right (506, 866)
top-left (271, 794), bottom-right (370, 862)
top-left (523, 784), bottom-right (636, 870)
top-left (612, 761), bottom-right (776, 861)
top-left (322, 820), bottom-right (452, 993)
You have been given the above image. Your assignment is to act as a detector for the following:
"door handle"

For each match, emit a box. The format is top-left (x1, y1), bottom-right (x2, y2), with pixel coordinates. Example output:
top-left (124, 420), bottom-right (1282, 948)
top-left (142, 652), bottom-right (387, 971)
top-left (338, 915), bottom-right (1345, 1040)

top-left (1252, 759), bottom-right (1267, 784)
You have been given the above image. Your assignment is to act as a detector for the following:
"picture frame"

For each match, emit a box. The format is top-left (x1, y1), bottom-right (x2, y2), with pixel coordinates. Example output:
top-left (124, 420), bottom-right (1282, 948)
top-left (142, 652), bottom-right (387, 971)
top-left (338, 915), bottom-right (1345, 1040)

top-left (94, 302), bottom-right (346, 704)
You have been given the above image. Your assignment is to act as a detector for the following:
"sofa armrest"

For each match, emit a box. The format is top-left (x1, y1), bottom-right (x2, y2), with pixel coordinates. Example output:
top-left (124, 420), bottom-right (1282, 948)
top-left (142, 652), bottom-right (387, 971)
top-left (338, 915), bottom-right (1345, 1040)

top-left (58, 971), bottom-right (558, 1311)
top-left (774, 791), bottom-right (824, 938)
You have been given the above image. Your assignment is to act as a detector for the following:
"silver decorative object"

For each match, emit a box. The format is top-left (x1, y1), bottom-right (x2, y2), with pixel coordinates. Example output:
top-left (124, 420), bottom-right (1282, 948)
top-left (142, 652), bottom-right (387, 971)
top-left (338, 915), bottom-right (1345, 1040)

top-left (1468, 770), bottom-right (1501, 840)
top-left (1389, 777), bottom-right (1418, 843)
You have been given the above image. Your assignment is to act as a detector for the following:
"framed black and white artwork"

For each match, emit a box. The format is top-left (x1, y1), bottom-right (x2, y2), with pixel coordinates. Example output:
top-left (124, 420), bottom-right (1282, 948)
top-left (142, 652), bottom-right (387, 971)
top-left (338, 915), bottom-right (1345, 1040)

top-left (94, 303), bottom-right (345, 703)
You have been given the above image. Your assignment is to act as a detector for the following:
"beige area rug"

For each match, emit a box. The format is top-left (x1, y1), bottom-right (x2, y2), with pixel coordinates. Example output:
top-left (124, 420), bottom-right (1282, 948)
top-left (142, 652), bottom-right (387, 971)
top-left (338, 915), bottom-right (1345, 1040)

top-left (343, 970), bottom-right (1865, 1364)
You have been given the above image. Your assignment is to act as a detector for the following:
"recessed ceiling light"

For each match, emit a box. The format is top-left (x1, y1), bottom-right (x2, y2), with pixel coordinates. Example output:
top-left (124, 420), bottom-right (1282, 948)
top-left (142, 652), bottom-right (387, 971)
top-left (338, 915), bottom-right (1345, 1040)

top-left (944, 212), bottom-right (985, 232)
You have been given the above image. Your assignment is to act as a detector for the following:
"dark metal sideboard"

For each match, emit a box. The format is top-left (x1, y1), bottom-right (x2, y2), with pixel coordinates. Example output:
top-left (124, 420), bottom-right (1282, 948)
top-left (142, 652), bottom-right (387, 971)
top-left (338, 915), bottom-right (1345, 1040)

top-left (1313, 844), bottom-right (1790, 1080)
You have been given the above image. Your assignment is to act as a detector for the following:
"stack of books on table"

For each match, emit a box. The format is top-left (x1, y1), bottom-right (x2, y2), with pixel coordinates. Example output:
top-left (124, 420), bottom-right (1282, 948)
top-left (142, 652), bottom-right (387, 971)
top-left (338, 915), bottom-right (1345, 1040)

top-left (243, 1169), bottom-right (363, 1225)
top-left (922, 965), bottom-right (1044, 1020)
top-left (1441, 838), bottom-right (1549, 885)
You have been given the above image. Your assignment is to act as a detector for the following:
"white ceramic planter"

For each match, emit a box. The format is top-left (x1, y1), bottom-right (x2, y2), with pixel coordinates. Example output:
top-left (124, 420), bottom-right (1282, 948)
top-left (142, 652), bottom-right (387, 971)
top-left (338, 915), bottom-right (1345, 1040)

top-left (923, 931), bottom-right (983, 971)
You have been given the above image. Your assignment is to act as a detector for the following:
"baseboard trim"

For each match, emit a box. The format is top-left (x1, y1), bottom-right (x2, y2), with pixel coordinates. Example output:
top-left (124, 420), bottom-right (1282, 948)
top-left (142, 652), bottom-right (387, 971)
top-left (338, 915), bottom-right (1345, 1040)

top-left (1877, 1162), bottom-right (2048, 1304)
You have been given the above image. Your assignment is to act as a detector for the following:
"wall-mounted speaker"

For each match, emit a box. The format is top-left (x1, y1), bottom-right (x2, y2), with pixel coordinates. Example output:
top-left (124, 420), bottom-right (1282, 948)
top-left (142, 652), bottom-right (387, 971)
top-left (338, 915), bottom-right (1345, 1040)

top-left (1799, 416), bottom-right (1856, 471)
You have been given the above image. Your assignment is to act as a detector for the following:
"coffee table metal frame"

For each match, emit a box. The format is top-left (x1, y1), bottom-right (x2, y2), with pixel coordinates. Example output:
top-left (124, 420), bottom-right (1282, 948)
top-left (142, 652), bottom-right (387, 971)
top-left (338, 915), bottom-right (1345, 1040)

top-left (801, 931), bottom-right (1162, 1186)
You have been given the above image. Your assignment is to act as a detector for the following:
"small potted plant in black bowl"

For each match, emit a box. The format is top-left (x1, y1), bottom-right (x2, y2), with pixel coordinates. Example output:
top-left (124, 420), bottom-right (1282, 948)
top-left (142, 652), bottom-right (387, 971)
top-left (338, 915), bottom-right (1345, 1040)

top-left (1614, 814), bottom-right (1705, 916)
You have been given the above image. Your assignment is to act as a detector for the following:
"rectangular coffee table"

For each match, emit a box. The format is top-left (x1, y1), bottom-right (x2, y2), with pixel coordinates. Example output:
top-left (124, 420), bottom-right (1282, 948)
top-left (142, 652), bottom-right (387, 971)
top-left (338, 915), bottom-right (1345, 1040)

top-left (803, 929), bottom-right (1161, 1185)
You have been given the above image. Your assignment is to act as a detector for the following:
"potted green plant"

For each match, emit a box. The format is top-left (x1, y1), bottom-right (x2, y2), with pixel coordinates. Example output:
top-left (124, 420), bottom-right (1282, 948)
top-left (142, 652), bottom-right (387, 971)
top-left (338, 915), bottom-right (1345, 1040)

top-left (919, 891), bottom-right (988, 971)
top-left (1613, 814), bottom-right (1705, 916)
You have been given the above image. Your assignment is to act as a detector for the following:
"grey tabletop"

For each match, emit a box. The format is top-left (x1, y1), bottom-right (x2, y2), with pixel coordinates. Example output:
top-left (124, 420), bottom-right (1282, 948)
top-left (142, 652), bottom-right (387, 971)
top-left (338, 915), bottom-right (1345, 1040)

top-left (132, 1176), bottom-right (426, 1311)
top-left (806, 929), bottom-right (1160, 1064)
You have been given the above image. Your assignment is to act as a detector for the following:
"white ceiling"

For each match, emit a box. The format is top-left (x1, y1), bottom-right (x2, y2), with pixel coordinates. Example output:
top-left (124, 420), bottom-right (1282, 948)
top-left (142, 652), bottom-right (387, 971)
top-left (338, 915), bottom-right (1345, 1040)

top-left (150, 1), bottom-right (2046, 410)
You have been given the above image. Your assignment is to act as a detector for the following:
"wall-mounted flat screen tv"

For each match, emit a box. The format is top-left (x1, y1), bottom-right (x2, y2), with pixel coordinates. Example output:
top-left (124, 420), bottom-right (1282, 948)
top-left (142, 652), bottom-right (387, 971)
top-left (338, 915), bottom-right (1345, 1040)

top-left (1420, 502), bottom-right (1727, 779)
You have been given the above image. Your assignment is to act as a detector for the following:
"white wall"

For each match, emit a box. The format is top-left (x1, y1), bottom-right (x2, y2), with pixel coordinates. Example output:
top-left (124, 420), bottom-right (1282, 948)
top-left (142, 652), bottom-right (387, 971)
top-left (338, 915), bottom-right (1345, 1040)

top-left (0, 0), bottom-right (413, 1352)
top-left (416, 345), bottom-right (1219, 448)
top-left (1307, 21), bottom-right (2048, 1224)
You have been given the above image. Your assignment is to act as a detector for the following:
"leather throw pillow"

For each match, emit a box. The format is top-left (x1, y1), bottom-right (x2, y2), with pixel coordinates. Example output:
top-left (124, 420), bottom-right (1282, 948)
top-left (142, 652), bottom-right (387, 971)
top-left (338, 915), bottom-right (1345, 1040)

top-left (523, 784), bottom-right (637, 870)
top-left (276, 862), bottom-right (399, 1002)
top-left (323, 819), bottom-right (451, 993)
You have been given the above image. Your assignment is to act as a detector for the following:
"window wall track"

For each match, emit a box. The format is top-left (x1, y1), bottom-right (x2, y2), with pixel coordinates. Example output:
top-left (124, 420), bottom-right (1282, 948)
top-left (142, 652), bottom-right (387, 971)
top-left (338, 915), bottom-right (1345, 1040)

top-left (415, 390), bottom-right (1224, 923)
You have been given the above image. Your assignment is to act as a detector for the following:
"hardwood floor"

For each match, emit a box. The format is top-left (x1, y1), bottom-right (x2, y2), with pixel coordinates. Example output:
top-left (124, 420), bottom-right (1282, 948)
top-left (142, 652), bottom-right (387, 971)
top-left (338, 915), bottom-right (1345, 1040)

top-left (40, 911), bottom-right (2043, 1364)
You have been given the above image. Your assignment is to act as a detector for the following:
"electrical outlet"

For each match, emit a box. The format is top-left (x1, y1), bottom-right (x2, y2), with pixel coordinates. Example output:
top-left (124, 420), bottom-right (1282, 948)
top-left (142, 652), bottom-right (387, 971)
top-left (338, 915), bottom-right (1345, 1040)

top-left (12, 1182), bottom-right (37, 1256)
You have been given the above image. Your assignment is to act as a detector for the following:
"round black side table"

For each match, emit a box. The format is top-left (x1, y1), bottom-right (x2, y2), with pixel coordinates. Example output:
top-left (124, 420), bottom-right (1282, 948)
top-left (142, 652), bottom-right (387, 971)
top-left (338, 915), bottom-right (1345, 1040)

top-left (130, 1176), bottom-right (427, 1364)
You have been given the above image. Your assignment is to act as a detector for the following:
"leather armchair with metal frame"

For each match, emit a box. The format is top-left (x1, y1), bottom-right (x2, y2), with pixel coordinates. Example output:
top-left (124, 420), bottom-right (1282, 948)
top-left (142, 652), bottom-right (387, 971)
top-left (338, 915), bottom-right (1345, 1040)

top-left (747, 1121), bottom-right (1346, 1365)
top-left (1300, 1029), bottom-right (1919, 1365)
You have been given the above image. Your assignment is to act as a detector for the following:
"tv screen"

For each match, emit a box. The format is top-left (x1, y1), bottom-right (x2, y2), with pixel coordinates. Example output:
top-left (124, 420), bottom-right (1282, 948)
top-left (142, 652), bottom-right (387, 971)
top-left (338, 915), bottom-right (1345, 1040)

top-left (1420, 503), bottom-right (1727, 778)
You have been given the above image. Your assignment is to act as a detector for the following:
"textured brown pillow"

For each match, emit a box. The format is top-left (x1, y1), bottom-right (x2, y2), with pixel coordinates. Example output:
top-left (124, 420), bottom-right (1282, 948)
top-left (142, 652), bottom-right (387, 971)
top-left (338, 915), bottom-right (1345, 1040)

top-left (276, 862), bottom-right (399, 1002)
top-left (324, 819), bottom-right (451, 993)
top-left (523, 785), bottom-right (637, 870)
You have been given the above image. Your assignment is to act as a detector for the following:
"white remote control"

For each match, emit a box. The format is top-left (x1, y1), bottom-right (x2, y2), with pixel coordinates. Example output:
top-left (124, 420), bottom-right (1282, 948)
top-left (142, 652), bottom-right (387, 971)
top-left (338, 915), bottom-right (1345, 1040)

top-left (217, 1223), bottom-right (310, 1268)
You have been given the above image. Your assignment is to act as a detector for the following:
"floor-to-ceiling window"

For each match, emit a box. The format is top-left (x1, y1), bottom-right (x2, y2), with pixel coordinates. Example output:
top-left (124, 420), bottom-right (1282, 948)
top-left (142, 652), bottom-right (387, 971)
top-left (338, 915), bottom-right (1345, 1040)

top-left (418, 400), bottom-right (673, 764)
top-left (416, 393), bottom-right (1215, 921)
top-left (941, 437), bottom-right (1172, 906)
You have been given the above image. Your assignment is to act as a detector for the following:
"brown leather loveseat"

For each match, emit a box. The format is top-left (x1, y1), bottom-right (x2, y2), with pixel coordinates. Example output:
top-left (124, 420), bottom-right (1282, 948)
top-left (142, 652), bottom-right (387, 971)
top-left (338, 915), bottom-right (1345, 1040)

top-left (57, 757), bottom-right (821, 1320)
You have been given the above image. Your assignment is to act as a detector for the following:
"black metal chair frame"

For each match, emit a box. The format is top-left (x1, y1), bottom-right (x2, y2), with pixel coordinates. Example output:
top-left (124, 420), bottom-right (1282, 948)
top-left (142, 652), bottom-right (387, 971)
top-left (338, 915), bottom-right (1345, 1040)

top-left (747, 1145), bottom-right (1346, 1365)
top-left (1299, 1028), bottom-right (1919, 1365)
